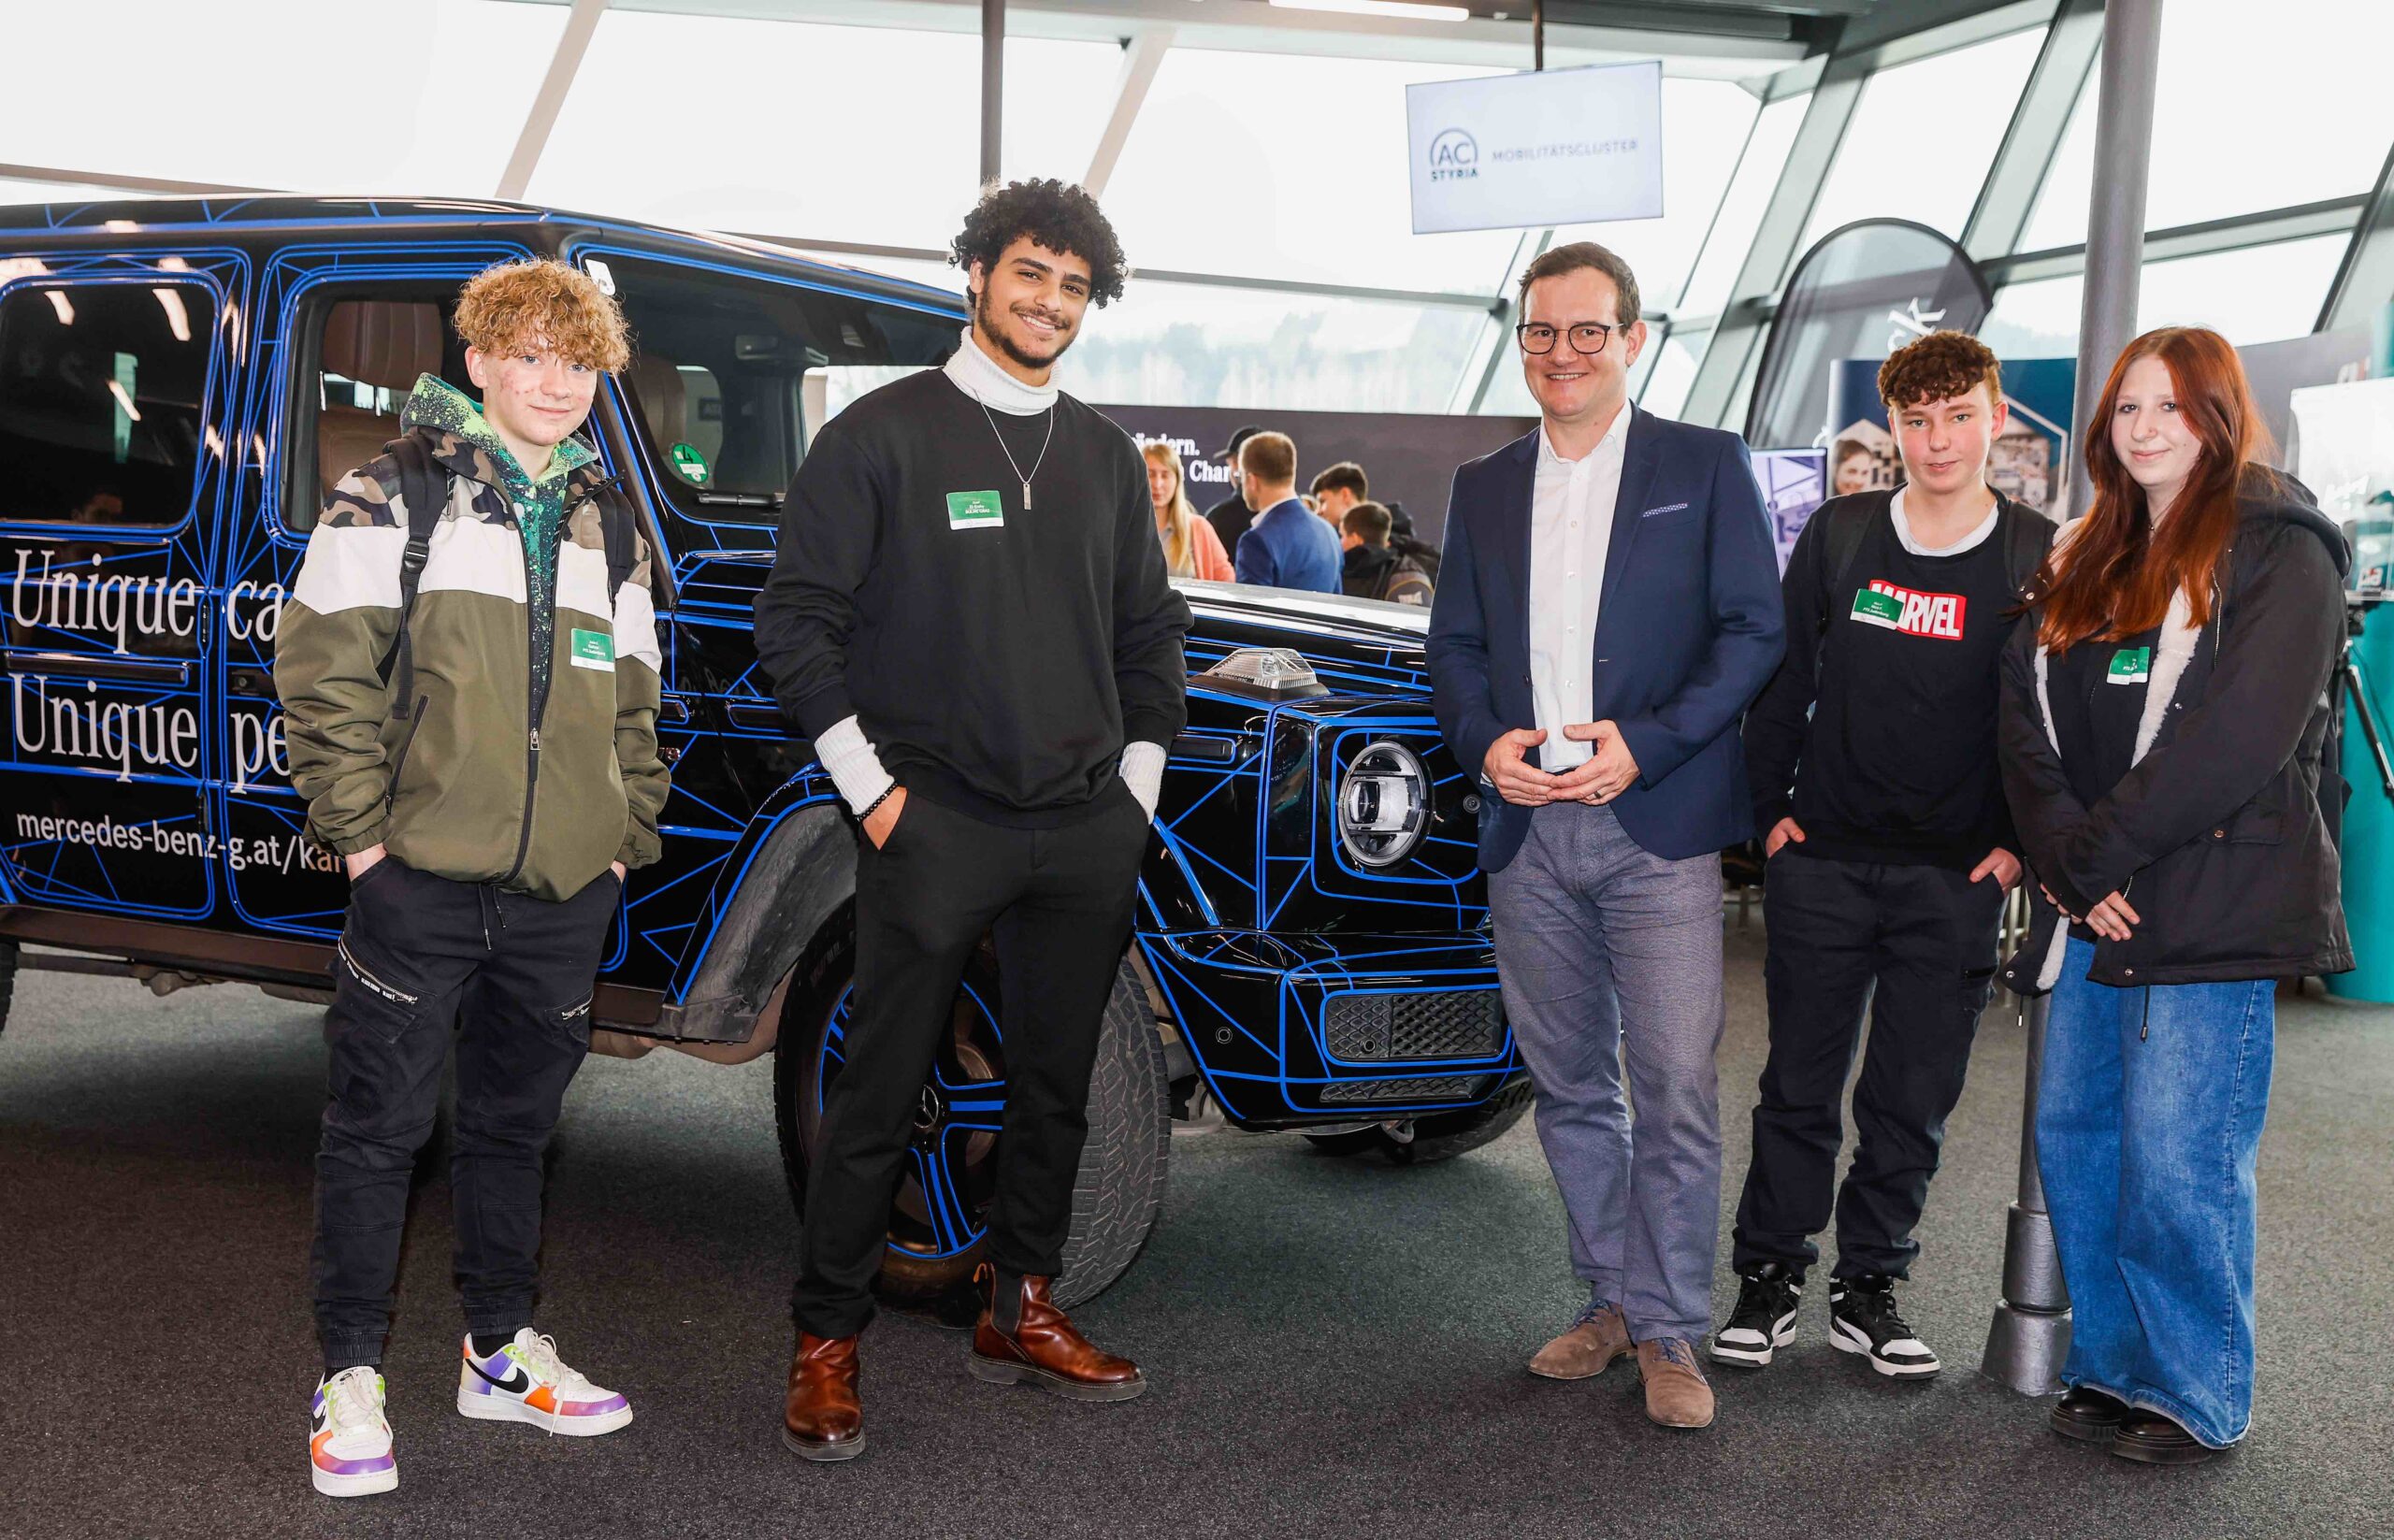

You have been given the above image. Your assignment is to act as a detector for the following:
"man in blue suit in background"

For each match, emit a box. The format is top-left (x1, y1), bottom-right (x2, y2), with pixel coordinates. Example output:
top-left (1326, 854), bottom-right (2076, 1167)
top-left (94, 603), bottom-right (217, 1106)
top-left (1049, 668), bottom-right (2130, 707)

top-left (1231, 431), bottom-right (1341, 593)
top-left (1427, 242), bottom-right (1783, 1432)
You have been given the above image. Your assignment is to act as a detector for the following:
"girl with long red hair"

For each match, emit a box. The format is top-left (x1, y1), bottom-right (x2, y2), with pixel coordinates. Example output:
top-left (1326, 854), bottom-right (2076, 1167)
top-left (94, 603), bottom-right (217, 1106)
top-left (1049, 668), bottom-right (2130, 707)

top-left (1998, 326), bottom-right (2351, 1464)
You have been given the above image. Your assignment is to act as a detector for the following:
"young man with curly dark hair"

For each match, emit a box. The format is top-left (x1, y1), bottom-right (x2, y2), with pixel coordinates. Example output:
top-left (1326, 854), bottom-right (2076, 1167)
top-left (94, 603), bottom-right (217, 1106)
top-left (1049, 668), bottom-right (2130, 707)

top-left (1719, 329), bottom-right (2053, 1381)
top-left (755, 180), bottom-right (1189, 1461)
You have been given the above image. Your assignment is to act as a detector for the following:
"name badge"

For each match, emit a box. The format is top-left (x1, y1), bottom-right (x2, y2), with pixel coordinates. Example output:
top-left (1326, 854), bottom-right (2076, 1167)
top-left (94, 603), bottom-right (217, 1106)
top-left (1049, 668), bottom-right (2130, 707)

top-left (2107, 645), bottom-right (2151, 684)
top-left (569, 627), bottom-right (615, 672)
top-left (946, 490), bottom-right (1005, 530)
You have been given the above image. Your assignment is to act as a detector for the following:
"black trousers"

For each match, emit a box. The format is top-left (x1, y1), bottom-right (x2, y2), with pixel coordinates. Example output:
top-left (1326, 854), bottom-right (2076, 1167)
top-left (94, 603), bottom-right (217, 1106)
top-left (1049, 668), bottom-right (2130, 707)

top-left (312, 858), bottom-right (617, 1369)
top-left (791, 784), bottom-right (1147, 1338)
top-left (1731, 853), bottom-right (2005, 1280)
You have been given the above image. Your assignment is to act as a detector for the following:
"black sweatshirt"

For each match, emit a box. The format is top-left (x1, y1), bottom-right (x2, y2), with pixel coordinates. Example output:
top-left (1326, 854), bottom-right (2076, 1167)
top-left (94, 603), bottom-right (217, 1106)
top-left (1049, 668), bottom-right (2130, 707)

top-left (1744, 490), bottom-right (2045, 870)
top-left (753, 370), bottom-right (1191, 827)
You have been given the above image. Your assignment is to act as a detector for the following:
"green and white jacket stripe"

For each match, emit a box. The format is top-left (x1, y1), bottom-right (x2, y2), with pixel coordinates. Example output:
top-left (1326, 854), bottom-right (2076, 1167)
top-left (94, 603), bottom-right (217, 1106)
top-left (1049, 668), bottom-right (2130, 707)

top-left (275, 380), bottom-right (669, 902)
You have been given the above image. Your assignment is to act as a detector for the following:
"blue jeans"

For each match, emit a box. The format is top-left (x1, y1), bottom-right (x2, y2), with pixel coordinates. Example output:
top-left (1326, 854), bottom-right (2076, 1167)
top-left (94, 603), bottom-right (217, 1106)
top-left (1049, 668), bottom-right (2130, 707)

top-left (2036, 937), bottom-right (2275, 1448)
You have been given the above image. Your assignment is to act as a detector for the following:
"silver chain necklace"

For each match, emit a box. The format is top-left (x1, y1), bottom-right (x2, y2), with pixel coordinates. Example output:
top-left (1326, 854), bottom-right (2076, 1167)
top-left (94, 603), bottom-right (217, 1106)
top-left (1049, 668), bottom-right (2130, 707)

top-left (978, 398), bottom-right (1055, 511)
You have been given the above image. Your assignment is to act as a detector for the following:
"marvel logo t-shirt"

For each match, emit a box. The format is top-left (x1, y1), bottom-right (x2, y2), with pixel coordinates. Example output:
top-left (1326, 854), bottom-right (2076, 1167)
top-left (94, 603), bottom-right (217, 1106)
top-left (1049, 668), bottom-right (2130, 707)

top-left (1790, 497), bottom-right (2022, 868)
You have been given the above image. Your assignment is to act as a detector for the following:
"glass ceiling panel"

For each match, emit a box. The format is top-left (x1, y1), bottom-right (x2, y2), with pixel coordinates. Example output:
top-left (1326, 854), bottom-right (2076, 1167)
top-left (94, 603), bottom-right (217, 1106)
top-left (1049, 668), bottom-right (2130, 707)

top-left (2023, 0), bottom-right (2394, 250)
top-left (0, 0), bottom-right (565, 195)
top-left (1545, 78), bottom-right (1762, 316)
top-left (1676, 90), bottom-right (1810, 320)
top-left (1800, 26), bottom-right (2045, 251)
top-left (531, 13), bottom-right (1119, 249)
top-left (1100, 49), bottom-right (1519, 294)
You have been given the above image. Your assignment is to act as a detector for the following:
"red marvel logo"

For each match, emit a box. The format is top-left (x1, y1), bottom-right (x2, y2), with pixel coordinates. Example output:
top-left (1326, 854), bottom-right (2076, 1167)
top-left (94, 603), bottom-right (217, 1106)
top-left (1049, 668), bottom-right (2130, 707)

top-left (1856, 580), bottom-right (1967, 640)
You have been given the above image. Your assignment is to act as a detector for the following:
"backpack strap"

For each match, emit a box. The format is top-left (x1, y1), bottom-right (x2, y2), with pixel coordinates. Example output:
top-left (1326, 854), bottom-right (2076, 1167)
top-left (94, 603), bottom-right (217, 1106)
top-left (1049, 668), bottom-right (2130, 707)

top-left (594, 478), bottom-right (639, 600)
top-left (1999, 494), bottom-right (2054, 599)
top-left (374, 432), bottom-right (447, 721)
top-left (1808, 497), bottom-right (1881, 677)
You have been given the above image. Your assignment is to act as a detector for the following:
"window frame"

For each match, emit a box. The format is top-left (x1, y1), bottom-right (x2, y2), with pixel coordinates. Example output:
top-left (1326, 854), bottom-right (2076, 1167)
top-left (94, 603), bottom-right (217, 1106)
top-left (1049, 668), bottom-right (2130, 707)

top-left (0, 267), bottom-right (229, 540)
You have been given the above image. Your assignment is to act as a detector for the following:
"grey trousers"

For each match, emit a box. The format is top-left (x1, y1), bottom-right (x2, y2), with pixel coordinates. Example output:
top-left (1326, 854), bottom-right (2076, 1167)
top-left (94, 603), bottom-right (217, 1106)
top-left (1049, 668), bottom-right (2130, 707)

top-left (1487, 802), bottom-right (1726, 1344)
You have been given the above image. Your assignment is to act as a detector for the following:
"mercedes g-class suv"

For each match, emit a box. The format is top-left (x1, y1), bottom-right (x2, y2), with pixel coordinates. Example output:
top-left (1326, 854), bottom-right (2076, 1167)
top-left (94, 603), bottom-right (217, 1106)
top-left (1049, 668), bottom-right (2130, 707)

top-left (0, 195), bottom-right (1526, 1307)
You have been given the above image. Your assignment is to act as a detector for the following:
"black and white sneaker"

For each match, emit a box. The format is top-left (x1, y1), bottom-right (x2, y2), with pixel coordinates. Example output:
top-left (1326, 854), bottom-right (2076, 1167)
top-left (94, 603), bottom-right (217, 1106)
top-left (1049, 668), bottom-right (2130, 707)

top-left (1709, 1261), bottom-right (1802, 1369)
top-left (1828, 1275), bottom-right (1939, 1378)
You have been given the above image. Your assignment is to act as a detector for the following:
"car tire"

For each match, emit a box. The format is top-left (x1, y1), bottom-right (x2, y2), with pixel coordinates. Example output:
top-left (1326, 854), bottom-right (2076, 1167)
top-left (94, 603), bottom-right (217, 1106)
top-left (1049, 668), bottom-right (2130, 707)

top-left (0, 939), bottom-right (16, 1039)
top-left (772, 914), bottom-right (1169, 1314)
top-left (1301, 1076), bottom-right (1534, 1165)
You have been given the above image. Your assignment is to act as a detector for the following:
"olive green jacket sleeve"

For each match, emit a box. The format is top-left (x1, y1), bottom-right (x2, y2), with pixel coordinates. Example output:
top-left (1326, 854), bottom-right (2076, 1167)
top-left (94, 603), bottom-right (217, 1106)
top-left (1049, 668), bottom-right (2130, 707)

top-left (275, 465), bottom-right (408, 856)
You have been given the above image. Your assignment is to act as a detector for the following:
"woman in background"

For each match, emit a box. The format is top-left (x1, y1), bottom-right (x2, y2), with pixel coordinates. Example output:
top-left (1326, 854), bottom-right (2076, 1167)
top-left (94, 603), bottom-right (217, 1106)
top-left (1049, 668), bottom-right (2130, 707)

top-left (1997, 326), bottom-right (2349, 1466)
top-left (1146, 440), bottom-right (1234, 582)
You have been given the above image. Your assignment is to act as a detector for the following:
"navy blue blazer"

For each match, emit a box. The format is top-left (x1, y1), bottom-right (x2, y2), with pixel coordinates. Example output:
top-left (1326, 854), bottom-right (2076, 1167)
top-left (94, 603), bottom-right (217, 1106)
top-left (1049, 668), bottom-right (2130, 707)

top-left (1233, 497), bottom-right (1342, 594)
top-left (1426, 410), bottom-right (1786, 871)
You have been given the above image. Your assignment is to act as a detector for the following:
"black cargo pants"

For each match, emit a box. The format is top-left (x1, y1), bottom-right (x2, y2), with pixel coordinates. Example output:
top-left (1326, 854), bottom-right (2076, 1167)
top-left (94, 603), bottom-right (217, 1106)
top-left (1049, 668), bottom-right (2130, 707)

top-left (791, 783), bottom-right (1148, 1339)
top-left (313, 857), bottom-right (618, 1370)
top-left (1731, 852), bottom-right (2006, 1281)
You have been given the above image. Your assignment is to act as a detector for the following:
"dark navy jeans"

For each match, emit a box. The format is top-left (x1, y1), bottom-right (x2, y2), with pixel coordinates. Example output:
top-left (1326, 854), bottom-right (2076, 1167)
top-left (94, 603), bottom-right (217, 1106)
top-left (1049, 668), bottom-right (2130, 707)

top-left (2036, 937), bottom-right (2276, 1448)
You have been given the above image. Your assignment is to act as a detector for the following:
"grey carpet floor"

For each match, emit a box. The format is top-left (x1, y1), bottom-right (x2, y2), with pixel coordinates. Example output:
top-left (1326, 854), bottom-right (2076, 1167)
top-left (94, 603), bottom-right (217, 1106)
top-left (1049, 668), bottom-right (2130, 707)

top-left (1, 919), bottom-right (2389, 1539)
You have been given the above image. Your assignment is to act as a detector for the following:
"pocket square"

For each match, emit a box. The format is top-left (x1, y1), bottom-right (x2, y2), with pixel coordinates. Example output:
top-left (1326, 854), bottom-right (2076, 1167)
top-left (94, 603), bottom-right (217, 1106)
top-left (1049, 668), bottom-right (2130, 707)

top-left (1639, 501), bottom-right (1691, 518)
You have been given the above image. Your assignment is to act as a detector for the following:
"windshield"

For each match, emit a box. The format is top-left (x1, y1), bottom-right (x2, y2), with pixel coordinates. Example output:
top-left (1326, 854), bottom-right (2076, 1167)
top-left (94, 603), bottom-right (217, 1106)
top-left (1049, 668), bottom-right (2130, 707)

top-left (598, 252), bottom-right (957, 524)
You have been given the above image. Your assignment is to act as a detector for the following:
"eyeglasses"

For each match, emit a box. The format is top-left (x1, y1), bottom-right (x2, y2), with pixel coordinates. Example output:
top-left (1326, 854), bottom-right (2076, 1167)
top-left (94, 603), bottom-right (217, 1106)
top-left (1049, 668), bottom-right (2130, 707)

top-left (1516, 321), bottom-right (1620, 355)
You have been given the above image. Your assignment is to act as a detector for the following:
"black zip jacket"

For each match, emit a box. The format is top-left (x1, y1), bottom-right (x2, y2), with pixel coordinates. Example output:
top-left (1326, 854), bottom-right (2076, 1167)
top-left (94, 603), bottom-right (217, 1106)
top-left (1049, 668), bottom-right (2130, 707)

top-left (1998, 468), bottom-right (2353, 992)
top-left (752, 370), bottom-right (1191, 825)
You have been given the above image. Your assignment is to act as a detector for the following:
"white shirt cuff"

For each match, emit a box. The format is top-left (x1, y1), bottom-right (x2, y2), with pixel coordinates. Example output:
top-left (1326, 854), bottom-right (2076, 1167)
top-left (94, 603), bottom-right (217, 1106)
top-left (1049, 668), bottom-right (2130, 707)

top-left (1120, 741), bottom-right (1165, 823)
top-left (815, 715), bottom-right (895, 818)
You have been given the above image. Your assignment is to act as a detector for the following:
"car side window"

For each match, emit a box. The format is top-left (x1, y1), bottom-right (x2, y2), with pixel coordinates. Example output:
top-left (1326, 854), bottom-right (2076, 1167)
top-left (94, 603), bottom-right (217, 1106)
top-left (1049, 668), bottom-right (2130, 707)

top-left (0, 280), bottom-right (216, 527)
top-left (283, 295), bottom-right (465, 534)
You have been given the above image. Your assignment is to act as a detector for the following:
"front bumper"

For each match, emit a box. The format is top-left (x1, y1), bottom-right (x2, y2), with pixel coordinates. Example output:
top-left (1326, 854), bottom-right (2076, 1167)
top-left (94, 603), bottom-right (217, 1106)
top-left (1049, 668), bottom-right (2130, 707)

top-left (1136, 929), bottom-right (1523, 1129)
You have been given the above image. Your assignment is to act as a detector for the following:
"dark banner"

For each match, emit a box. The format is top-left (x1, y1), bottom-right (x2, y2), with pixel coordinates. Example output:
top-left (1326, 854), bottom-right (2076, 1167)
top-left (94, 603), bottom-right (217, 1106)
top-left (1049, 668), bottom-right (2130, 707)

top-left (1096, 403), bottom-right (1536, 548)
top-left (1745, 218), bottom-right (1992, 452)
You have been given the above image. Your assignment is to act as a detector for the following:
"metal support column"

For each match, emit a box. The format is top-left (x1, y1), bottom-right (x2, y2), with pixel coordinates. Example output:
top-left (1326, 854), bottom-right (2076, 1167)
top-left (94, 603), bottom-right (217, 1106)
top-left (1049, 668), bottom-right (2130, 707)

top-left (981, 0), bottom-right (1005, 186)
top-left (1982, 0), bottom-right (2167, 1400)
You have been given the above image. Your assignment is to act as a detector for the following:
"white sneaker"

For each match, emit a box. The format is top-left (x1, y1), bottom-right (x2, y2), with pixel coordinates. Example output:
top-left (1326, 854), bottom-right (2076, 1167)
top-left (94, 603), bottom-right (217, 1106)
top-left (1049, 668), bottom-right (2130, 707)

top-left (310, 1366), bottom-right (397, 1498)
top-left (456, 1329), bottom-right (634, 1436)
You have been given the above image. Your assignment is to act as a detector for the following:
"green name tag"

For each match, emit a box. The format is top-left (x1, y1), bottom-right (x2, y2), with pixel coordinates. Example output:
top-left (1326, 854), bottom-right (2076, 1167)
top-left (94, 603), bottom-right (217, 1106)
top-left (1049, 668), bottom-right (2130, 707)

top-left (2107, 645), bottom-right (2151, 684)
top-left (1850, 587), bottom-right (1903, 627)
top-left (945, 489), bottom-right (1005, 530)
top-left (569, 627), bottom-right (615, 672)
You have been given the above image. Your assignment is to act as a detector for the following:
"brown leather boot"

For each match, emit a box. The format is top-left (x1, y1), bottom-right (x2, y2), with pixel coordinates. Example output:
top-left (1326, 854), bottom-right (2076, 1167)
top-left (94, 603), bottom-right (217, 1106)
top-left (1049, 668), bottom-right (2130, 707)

top-left (968, 1265), bottom-right (1147, 1402)
top-left (782, 1332), bottom-right (865, 1461)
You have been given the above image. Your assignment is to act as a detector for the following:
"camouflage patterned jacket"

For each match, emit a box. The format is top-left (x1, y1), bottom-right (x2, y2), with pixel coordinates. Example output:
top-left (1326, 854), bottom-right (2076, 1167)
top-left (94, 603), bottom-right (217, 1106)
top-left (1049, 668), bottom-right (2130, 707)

top-left (274, 376), bottom-right (669, 902)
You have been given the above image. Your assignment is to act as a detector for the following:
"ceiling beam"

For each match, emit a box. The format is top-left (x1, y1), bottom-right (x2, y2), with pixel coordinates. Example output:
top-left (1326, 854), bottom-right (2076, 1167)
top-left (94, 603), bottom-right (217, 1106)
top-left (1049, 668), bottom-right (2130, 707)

top-left (1084, 28), bottom-right (1174, 199)
top-left (497, 0), bottom-right (610, 201)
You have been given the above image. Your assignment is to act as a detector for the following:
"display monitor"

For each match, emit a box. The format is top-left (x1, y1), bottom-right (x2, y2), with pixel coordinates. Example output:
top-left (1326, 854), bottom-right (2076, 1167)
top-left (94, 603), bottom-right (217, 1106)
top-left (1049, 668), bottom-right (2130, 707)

top-left (1406, 61), bottom-right (1665, 236)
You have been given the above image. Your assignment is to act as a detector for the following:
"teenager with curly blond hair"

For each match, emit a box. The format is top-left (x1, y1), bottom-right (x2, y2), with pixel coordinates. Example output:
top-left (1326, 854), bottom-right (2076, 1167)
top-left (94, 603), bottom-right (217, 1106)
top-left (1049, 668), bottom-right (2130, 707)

top-left (277, 257), bottom-right (663, 1496)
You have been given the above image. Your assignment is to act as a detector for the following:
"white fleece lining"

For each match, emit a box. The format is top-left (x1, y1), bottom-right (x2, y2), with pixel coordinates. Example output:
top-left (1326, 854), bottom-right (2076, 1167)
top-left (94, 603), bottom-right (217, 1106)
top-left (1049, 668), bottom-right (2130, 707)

top-left (2025, 539), bottom-right (2203, 989)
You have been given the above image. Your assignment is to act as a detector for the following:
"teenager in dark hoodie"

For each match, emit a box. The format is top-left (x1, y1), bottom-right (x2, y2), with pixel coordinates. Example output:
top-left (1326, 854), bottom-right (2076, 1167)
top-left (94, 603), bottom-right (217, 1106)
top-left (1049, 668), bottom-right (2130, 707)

top-left (1998, 327), bottom-right (2351, 1466)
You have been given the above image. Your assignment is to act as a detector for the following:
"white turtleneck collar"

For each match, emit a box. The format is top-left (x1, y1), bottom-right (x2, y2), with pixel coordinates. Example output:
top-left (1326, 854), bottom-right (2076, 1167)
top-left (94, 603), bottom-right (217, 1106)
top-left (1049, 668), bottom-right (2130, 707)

top-left (943, 327), bottom-right (1058, 416)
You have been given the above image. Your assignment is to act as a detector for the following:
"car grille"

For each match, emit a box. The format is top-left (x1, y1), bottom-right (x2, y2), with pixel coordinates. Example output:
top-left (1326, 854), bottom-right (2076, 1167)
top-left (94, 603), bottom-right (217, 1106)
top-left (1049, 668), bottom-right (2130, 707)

top-left (1318, 1075), bottom-right (1485, 1103)
top-left (1324, 990), bottom-right (1504, 1061)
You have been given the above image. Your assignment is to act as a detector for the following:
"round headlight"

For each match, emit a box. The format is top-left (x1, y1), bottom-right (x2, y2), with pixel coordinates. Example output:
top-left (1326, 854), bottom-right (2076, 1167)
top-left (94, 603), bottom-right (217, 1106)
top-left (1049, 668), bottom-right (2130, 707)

top-left (1337, 741), bottom-right (1428, 869)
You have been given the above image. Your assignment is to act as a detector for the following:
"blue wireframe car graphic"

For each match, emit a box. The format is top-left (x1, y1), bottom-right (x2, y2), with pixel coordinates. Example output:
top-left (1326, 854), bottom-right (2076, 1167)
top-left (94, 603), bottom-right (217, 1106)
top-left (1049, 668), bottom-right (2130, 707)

top-left (0, 197), bottom-right (1527, 1306)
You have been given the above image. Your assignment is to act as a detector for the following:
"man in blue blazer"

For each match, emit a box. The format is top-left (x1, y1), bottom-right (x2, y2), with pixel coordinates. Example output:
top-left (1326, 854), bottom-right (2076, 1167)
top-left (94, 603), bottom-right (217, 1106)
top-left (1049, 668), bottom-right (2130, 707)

top-left (1231, 431), bottom-right (1341, 593)
top-left (1427, 242), bottom-right (1783, 1431)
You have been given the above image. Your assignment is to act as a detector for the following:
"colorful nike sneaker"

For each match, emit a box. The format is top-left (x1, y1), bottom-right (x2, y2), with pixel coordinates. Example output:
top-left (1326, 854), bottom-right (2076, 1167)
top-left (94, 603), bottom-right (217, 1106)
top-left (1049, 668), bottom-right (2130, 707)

top-left (455, 1329), bottom-right (634, 1435)
top-left (309, 1366), bottom-right (397, 1498)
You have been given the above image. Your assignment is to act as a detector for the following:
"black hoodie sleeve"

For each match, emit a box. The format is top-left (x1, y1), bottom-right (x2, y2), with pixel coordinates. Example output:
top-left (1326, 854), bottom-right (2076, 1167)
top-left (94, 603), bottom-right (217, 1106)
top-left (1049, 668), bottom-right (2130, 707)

top-left (1108, 439), bottom-right (1192, 747)
top-left (1742, 503), bottom-right (1827, 831)
top-left (753, 415), bottom-right (885, 739)
top-left (1997, 610), bottom-right (2098, 917)
top-left (2055, 522), bottom-right (2344, 903)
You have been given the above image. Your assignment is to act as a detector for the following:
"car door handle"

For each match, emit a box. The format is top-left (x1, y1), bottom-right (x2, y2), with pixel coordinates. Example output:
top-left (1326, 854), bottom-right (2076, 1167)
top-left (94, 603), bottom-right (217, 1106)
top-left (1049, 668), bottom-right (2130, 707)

top-left (724, 701), bottom-right (787, 732)
top-left (659, 694), bottom-right (694, 726)
top-left (3, 650), bottom-right (193, 686)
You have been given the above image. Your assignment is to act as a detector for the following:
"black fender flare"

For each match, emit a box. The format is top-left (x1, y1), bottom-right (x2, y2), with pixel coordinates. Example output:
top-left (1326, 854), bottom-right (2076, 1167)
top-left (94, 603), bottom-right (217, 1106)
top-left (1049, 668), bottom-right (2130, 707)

top-left (653, 799), bottom-right (856, 1045)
